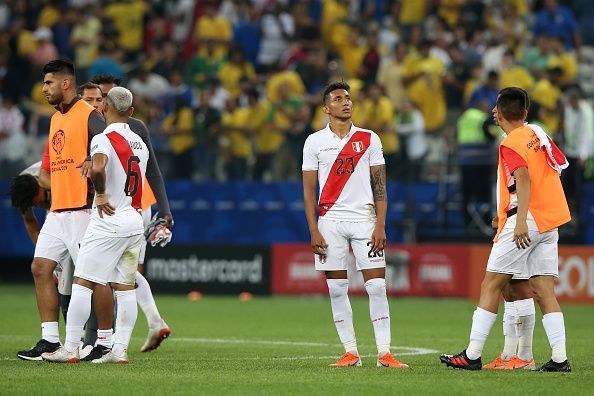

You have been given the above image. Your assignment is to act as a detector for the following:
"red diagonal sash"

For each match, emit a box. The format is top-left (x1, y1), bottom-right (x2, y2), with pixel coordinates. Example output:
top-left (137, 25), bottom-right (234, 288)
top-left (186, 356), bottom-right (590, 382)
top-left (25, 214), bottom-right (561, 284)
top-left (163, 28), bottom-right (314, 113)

top-left (105, 131), bottom-right (143, 210)
top-left (318, 131), bottom-right (370, 216)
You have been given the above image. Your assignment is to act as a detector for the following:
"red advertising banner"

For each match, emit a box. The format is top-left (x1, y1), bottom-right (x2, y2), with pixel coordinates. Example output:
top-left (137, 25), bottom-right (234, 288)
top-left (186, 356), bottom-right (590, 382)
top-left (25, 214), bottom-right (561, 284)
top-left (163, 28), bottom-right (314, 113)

top-left (271, 244), bottom-right (470, 297)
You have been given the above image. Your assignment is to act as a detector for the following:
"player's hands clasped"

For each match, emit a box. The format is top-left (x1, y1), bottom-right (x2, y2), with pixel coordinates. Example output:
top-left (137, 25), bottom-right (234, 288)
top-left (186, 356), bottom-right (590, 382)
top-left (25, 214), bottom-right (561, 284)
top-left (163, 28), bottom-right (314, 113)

top-left (513, 221), bottom-right (531, 249)
top-left (76, 159), bottom-right (93, 178)
top-left (310, 229), bottom-right (328, 259)
top-left (370, 224), bottom-right (386, 254)
top-left (94, 193), bottom-right (114, 218)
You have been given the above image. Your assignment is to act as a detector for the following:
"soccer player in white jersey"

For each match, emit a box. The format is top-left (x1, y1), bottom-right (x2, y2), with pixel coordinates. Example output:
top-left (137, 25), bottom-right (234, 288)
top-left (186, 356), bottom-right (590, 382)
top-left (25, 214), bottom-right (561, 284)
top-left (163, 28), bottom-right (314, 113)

top-left (302, 82), bottom-right (408, 368)
top-left (42, 87), bottom-right (148, 364)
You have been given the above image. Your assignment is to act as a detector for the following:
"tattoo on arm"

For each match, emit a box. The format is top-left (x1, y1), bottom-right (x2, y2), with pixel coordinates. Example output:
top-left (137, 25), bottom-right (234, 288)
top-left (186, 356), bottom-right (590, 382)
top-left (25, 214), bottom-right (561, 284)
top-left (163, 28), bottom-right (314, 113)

top-left (371, 165), bottom-right (387, 201)
top-left (91, 169), bottom-right (106, 194)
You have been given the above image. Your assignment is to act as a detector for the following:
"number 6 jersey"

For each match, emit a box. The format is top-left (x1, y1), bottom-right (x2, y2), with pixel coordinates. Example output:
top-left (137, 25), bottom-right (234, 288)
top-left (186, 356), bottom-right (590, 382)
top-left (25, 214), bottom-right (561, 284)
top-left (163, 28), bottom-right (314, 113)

top-left (302, 123), bottom-right (385, 221)
top-left (89, 122), bottom-right (148, 236)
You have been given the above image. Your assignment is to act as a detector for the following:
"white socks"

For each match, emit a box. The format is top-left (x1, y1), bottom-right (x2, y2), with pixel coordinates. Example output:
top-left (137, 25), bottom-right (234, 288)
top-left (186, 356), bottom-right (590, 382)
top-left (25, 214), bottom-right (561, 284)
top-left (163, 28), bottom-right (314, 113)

top-left (327, 279), bottom-right (358, 356)
top-left (41, 322), bottom-right (60, 344)
top-left (64, 284), bottom-right (93, 353)
top-left (113, 290), bottom-right (138, 356)
top-left (364, 278), bottom-right (391, 357)
top-left (467, 307), bottom-right (497, 360)
top-left (542, 312), bottom-right (567, 363)
top-left (96, 328), bottom-right (114, 348)
top-left (515, 298), bottom-right (535, 361)
top-left (501, 301), bottom-right (519, 360)
top-left (135, 271), bottom-right (163, 328)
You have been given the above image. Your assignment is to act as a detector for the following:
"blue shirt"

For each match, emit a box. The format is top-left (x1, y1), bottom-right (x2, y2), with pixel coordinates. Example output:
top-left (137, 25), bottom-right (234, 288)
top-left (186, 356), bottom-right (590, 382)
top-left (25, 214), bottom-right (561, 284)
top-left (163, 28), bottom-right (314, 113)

top-left (468, 85), bottom-right (498, 111)
top-left (533, 6), bottom-right (579, 49)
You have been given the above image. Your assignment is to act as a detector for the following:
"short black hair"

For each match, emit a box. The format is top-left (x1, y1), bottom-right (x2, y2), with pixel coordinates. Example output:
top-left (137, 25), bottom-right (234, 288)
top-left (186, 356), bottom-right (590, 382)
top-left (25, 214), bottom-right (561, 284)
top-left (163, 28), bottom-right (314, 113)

top-left (77, 82), bottom-right (102, 96)
top-left (497, 87), bottom-right (530, 121)
top-left (42, 59), bottom-right (75, 77)
top-left (90, 74), bottom-right (122, 87)
top-left (323, 81), bottom-right (350, 104)
top-left (9, 174), bottom-right (39, 214)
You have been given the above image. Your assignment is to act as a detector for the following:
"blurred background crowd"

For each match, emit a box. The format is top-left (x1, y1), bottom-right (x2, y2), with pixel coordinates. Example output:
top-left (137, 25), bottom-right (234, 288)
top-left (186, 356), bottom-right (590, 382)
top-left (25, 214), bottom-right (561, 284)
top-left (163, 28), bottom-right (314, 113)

top-left (1, 0), bottom-right (593, 233)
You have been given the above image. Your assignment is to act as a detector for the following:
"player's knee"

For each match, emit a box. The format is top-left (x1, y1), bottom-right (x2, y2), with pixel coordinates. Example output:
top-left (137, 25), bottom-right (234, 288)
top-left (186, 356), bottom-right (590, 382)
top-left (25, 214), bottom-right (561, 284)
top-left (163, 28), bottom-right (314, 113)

top-left (31, 258), bottom-right (53, 279)
top-left (364, 278), bottom-right (386, 297)
top-left (327, 279), bottom-right (349, 299)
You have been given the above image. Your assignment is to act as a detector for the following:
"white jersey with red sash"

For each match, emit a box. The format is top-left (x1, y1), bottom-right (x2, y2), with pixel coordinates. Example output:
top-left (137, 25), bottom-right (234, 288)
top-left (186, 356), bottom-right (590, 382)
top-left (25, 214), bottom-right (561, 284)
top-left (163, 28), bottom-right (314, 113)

top-left (302, 123), bottom-right (385, 221)
top-left (89, 122), bottom-right (148, 236)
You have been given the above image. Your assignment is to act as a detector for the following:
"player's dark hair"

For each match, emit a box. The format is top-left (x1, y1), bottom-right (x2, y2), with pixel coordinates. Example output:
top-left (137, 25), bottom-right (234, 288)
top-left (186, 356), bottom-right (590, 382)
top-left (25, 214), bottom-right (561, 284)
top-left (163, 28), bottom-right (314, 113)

top-left (9, 174), bottom-right (39, 214)
top-left (496, 87), bottom-right (530, 121)
top-left (90, 74), bottom-right (122, 87)
top-left (42, 59), bottom-right (75, 77)
top-left (323, 81), bottom-right (350, 104)
top-left (77, 82), bottom-right (102, 96)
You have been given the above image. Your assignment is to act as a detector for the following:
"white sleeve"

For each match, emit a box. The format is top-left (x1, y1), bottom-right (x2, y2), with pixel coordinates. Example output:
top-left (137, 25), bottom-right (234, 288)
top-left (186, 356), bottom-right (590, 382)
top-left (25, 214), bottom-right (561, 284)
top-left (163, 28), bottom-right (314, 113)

top-left (301, 136), bottom-right (318, 171)
top-left (369, 132), bottom-right (385, 166)
top-left (90, 134), bottom-right (110, 159)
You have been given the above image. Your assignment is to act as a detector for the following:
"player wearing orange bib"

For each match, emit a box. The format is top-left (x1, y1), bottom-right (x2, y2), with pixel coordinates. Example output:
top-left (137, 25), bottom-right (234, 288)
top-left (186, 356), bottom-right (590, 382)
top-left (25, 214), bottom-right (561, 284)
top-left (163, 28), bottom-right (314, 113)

top-left (441, 87), bottom-right (572, 372)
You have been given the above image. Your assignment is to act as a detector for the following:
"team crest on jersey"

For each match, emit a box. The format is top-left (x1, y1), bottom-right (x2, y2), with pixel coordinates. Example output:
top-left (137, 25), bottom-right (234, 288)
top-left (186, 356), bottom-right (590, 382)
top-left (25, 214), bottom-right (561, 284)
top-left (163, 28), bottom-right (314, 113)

top-left (352, 141), bottom-right (364, 153)
top-left (52, 130), bottom-right (65, 155)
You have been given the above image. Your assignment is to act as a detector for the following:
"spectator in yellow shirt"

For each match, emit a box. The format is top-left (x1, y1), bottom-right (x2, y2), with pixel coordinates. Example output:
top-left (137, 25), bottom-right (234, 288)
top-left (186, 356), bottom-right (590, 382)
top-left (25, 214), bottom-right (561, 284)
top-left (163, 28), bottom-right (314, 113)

top-left (499, 49), bottom-right (534, 91)
top-left (531, 67), bottom-right (564, 135)
top-left (377, 41), bottom-right (408, 111)
top-left (196, 1), bottom-right (232, 60)
top-left (548, 36), bottom-right (577, 85)
top-left (218, 46), bottom-right (256, 98)
top-left (106, 0), bottom-right (147, 56)
top-left (161, 96), bottom-right (196, 179)
top-left (403, 41), bottom-right (446, 132)
top-left (357, 83), bottom-right (398, 179)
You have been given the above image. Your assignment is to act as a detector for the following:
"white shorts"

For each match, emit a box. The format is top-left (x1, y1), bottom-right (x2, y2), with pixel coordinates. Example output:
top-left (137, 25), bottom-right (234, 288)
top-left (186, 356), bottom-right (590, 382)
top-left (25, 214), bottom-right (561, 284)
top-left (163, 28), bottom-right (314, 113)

top-left (34, 210), bottom-right (91, 266)
top-left (54, 257), bottom-right (74, 295)
top-left (138, 208), bottom-right (151, 265)
top-left (315, 219), bottom-right (386, 271)
top-left (487, 228), bottom-right (559, 278)
top-left (74, 228), bottom-right (143, 286)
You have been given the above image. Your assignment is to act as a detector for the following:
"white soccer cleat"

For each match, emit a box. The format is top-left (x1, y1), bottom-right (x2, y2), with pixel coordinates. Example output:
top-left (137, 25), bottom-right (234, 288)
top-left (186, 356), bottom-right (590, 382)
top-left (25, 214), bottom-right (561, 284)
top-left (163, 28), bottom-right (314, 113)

top-left (91, 349), bottom-right (129, 364)
top-left (79, 344), bottom-right (94, 360)
top-left (41, 346), bottom-right (80, 363)
top-left (141, 322), bottom-right (171, 352)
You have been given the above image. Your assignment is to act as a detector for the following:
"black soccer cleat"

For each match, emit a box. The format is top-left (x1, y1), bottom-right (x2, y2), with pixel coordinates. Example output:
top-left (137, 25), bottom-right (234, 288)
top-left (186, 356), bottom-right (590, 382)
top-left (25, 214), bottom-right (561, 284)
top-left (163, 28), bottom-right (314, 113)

top-left (17, 339), bottom-right (61, 361)
top-left (81, 345), bottom-right (111, 362)
top-left (440, 349), bottom-right (482, 370)
top-left (536, 359), bottom-right (572, 372)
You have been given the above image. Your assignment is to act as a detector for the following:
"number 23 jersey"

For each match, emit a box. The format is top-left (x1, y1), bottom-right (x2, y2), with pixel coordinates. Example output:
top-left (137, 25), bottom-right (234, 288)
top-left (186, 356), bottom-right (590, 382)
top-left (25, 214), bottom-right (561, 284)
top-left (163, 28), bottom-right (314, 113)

top-left (302, 124), bottom-right (385, 222)
top-left (89, 122), bottom-right (148, 236)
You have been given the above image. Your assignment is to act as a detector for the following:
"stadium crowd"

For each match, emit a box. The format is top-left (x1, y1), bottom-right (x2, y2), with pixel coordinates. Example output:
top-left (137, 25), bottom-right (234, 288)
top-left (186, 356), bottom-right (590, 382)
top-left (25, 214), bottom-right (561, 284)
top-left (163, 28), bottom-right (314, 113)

top-left (1, 0), bottom-right (593, 222)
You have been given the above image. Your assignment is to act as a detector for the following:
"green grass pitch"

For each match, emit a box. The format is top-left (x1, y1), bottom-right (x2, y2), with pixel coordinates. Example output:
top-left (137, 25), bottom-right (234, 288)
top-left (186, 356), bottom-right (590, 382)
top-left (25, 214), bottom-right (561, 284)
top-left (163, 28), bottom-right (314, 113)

top-left (0, 284), bottom-right (592, 395)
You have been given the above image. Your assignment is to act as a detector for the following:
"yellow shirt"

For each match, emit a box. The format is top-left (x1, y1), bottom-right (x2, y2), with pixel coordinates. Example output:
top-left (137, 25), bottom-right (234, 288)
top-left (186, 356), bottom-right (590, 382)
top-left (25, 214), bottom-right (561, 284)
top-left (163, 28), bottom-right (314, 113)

top-left (218, 62), bottom-right (256, 98)
top-left (106, 1), bottom-right (146, 52)
top-left (403, 56), bottom-right (446, 131)
top-left (500, 66), bottom-right (535, 91)
top-left (38, 5), bottom-right (60, 27)
top-left (162, 107), bottom-right (195, 154)
top-left (357, 97), bottom-right (398, 153)
top-left (337, 41), bottom-right (368, 78)
top-left (463, 78), bottom-right (480, 106)
top-left (256, 101), bottom-right (288, 154)
top-left (377, 58), bottom-right (406, 109)
top-left (322, 0), bottom-right (349, 48)
top-left (438, 0), bottom-right (464, 28)
top-left (548, 53), bottom-right (577, 85)
top-left (532, 79), bottom-right (562, 133)
top-left (31, 82), bottom-right (56, 113)
top-left (399, 0), bottom-right (426, 25)
top-left (70, 17), bottom-right (101, 68)
top-left (266, 71), bottom-right (306, 102)
top-left (196, 15), bottom-right (232, 59)
top-left (18, 30), bottom-right (36, 57)
top-left (222, 107), bottom-right (261, 158)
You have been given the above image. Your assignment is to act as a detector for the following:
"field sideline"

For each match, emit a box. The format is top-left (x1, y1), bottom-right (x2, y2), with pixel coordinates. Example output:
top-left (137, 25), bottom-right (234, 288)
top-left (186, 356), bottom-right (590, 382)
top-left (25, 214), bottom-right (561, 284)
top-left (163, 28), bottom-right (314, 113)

top-left (0, 285), bottom-right (591, 395)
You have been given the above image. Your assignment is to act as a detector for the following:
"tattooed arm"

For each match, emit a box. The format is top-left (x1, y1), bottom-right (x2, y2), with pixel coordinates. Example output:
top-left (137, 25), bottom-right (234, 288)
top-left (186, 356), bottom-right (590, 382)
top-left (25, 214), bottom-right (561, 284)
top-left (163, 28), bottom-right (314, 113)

top-left (370, 164), bottom-right (387, 253)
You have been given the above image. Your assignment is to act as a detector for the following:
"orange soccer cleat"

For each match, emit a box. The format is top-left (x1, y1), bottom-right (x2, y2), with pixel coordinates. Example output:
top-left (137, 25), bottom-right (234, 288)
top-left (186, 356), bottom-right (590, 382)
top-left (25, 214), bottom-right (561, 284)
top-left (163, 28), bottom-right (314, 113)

top-left (377, 353), bottom-right (410, 368)
top-left (329, 352), bottom-right (362, 367)
top-left (499, 356), bottom-right (536, 370)
top-left (483, 355), bottom-right (509, 369)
